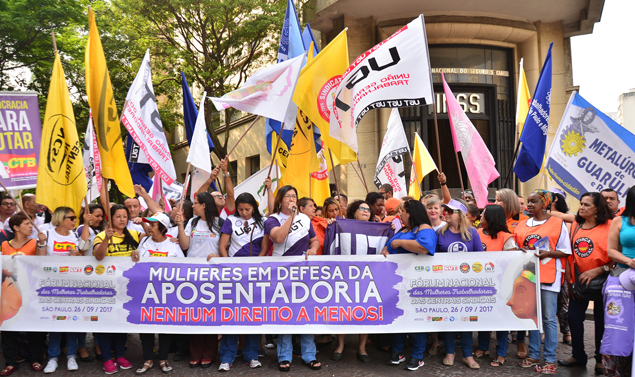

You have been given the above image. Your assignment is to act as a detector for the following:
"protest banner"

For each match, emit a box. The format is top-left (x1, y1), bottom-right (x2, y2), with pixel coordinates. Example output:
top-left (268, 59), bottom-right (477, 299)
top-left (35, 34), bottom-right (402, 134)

top-left (0, 252), bottom-right (540, 334)
top-left (323, 219), bottom-right (394, 255)
top-left (546, 92), bottom-right (635, 200)
top-left (374, 109), bottom-right (409, 199)
top-left (0, 91), bottom-right (42, 190)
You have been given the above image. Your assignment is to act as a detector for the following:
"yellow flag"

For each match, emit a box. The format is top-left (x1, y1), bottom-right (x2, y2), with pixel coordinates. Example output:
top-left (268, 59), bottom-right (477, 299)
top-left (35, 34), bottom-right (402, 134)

top-left (516, 58), bottom-right (532, 138)
top-left (292, 30), bottom-right (357, 165)
top-left (285, 110), bottom-right (320, 198)
top-left (86, 8), bottom-right (134, 197)
top-left (37, 53), bottom-right (87, 215)
top-left (408, 133), bottom-right (438, 199)
top-left (270, 130), bottom-right (288, 175)
top-left (310, 141), bottom-right (338, 205)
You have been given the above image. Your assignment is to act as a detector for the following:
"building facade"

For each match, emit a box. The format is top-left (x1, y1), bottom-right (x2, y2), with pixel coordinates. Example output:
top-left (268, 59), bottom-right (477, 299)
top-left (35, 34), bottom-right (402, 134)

top-left (617, 88), bottom-right (635, 134)
top-left (172, 0), bottom-right (605, 203)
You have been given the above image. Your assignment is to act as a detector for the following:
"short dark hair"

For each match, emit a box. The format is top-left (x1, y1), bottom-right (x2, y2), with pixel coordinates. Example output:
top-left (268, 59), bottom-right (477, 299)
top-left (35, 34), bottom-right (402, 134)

top-left (575, 192), bottom-right (613, 225)
top-left (482, 205), bottom-right (509, 239)
top-left (467, 204), bottom-right (480, 218)
top-left (401, 199), bottom-right (431, 230)
top-left (380, 184), bottom-right (393, 194)
top-left (552, 193), bottom-right (569, 213)
top-left (346, 200), bottom-right (371, 221)
top-left (365, 192), bottom-right (384, 206)
top-left (8, 213), bottom-right (29, 234)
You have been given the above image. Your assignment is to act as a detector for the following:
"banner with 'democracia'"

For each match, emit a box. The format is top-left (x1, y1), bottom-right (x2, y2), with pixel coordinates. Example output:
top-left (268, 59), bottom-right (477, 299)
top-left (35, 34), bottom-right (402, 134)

top-left (0, 252), bottom-right (540, 334)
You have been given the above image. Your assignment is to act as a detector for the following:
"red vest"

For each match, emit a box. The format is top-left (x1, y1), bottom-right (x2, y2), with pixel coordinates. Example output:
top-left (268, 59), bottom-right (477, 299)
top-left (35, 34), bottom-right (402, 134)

top-left (568, 221), bottom-right (612, 282)
top-left (477, 229), bottom-right (513, 252)
top-left (514, 216), bottom-right (564, 284)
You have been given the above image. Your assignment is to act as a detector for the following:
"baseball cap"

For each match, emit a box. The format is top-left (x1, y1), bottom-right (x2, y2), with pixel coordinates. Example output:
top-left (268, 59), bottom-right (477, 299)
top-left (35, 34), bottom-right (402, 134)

top-left (619, 268), bottom-right (635, 291)
top-left (142, 212), bottom-right (171, 229)
top-left (385, 198), bottom-right (400, 213)
top-left (441, 199), bottom-right (468, 215)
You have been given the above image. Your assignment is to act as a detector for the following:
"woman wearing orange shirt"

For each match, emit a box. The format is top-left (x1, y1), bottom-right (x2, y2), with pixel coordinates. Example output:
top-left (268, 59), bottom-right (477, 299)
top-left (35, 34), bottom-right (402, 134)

top-left (558, 192), bottom-right (613, 374)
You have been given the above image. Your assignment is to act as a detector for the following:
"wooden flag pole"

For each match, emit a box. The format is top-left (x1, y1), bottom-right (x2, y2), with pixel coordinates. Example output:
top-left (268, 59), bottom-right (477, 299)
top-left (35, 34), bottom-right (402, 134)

top-left (101, 177), bottom-right (112, 229)
top-left (51, 32), bottom-right (58, 53)
top-left (349, 162), bottom-right (365, 190)
top-left (226, 116), bottom-right (260, 158)
top-left (356, 160), bottom-right (369, 194)
top-left (179, 163), bottom-right (192, 211)
top-left (267, 127), bottom-right (284, 178)
top-left (0, 181), bottom-right (42, 234)
top-left (454, 150), bottom-right (466, 193)
top-left (432, 104), bottom-right (443, 172)
top-left (328, 149), bottom-right (341, 198)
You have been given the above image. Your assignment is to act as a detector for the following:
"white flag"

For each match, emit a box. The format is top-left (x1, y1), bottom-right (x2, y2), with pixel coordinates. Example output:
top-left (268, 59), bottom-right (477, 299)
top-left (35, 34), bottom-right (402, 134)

top-left (329, 15), bottom-right (434, 153)
top-left (187, 93), bottom-right (212, 200)
top-left (121, 50), bottom-right (177, 185)
top-left (234, 165), bottom-right (281, 214)
top-left (374, 109), bottom-right (410, 199)
top-left (209, 54), bottom-right (305, 123)
top-left (82, 111), bottom-right (102, 201)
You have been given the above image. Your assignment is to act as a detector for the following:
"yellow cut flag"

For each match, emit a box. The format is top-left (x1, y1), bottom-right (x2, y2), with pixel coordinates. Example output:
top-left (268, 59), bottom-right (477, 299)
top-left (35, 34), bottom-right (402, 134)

top-left (270, 130), bottom-right (288, 175)
top-left (37, 53), bottom-right (87, 215)
top-left (516, 58), bottom-right (532, 138)
top-left (408, 133), bottom-right (438, 199)
top-left (292, 30), bottom-right (357, 165)
top-left (85, 8), bottom-right (134, 197)
top-left (285, 110), bottom-right (320, 198)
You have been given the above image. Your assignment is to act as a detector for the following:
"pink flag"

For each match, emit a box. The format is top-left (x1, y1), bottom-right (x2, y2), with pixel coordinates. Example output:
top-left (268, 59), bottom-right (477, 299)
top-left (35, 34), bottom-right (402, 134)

top-left (442, 73), bottom-right (499, 207)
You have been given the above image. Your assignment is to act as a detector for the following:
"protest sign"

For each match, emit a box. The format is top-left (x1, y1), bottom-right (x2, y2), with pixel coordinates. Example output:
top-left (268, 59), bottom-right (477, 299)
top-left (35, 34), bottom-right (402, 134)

top-left (0, 252), bottom-right (540, 334)
top-left (546, 92), bottom-right (635, 199)
top-left (323, 219), bottom-right (394, 255)
top-left (0, 92), bottom-right (42, 190)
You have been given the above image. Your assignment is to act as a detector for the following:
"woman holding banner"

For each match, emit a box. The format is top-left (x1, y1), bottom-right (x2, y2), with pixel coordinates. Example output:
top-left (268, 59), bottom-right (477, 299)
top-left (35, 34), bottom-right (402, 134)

top-left (217, 193), bottom-right (269, 371)
top-left (264, 185), bottom-right (321, 372)
top-left (436, 199), bottom-right (483, 369)
top-left (1, 214), bottom-right (47, 375)
top-left (514, 190), bottom-right (572, 375)
top-left (381, 199), bottom-right (436, 371)
top-left (131, 212), bottom-right (184, 374)
top-left (175, 192), bottom-right (223, 369)
top-left (558, 192), bottom-right (612, 374)
top-left (476, 204), bottom-right (517, 367)
top-left (94, 204), bottom-right (143, 374)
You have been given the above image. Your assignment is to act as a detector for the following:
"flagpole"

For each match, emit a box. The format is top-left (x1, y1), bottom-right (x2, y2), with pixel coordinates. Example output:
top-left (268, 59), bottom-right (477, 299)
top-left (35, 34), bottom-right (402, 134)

top-left (0, 181), bottom-right (42, 234)
top-left (454, 150), bottom-right (466, 193)
top-left (101, 177), bottom-right (112, 229)
top-left (179, 163), bottom-right (192, 211)
top-left (226, 116), bottom-right (260, 158)
top-left (159, 177), bottom-right (165, 211)
top-left (503, 140), bottom-right (521, 188)
top-left (267, 129), bottom-right (284, 178)
top-left (355, 160), bottom-right (369, 194)
top-left (432, 104), bottom-right (443, 172)
top-left (349, 162), bottom-right (366, 192)
top-left (328, 149), bottom-right (341, 199)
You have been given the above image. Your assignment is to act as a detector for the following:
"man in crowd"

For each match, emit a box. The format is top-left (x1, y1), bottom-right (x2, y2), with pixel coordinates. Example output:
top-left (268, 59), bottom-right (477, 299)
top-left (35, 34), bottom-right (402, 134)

top-left (379, 184), bottom-right (394, 200)
top-left (366, 192), bottom-right (386, 222)
top-left (334, 193), bottom-right (348, 210)
top-left (196, 157), bottom-right (235, 219)
top-left (0, 195), bottom-right (16, 230)
top-left (4, 194), bottom-right (45, 238)
top-left (124, 196), bottom-right (144, 232)
top-left (601, 188), bottom-right (624, 216)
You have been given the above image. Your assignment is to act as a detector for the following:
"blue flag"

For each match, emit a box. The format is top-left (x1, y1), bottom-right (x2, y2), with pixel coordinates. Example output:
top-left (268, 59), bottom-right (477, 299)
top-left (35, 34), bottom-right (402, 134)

top-left (265, 0), bottom-right (305, 154)
top-left (513, 43), bottom-right (553, 182)
top-left (323, 219), bottom-right (394, 255)
top-left (181, 73), bottom-right (217, 191)
top-left (125, 136), bottom-right (153, 191)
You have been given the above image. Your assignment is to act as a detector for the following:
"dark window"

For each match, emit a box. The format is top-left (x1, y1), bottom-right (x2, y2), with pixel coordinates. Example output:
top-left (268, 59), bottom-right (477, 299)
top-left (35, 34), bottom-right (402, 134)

top-left (246, 155), bottom-right (260, 178)
top-left (229, 160), bottom-right (238, 187)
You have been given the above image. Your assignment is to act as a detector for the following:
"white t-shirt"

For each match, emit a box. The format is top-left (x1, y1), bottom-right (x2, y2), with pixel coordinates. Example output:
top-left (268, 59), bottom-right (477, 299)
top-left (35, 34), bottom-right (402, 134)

top-left (45, 228), bottom-right (79, 256)
top-left (432, 221), bottom-right (447, 231)
top-left (221, 216), bottom-right (266, 257)
top-left (167, 226), bottom-right (179, 238)
top-left (184, 217), bottom-right (222, 258)
top-left (526, 217), bottom-right (572, 293)
top-left (137, 237), bottom-right (184, 258)
top-left (127, 220), bottom-right (145, 233)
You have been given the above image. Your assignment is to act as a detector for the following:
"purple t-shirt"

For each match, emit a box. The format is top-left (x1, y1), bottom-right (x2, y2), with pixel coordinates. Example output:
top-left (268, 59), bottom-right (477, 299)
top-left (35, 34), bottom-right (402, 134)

top-left (264, 212), bottom-right (316, 256)
top-left (436, 227), bottom-right (483, 253)
top-left (220, 216), bottom-right (265, 257)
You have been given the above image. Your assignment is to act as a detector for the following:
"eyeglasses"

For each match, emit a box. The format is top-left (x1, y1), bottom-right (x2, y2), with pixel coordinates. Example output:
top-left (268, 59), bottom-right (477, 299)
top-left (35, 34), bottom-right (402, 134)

top-left (65, 216), bottom-right (77, 221)
top-left (1, 202), bottom-right (16, 207)
top-left (284, 194), bottom-right (297, 199)
top-left (443, 209), bottom-right (459, 214)
top-left (212, 194), bottom-right (224, 199)
top-left (358, 207), bottom-right (371, 213)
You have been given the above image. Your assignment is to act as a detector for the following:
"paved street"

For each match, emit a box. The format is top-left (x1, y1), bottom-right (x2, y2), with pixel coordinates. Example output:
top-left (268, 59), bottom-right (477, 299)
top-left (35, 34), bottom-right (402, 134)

top-left (0, 318), bottom-right (603, 377)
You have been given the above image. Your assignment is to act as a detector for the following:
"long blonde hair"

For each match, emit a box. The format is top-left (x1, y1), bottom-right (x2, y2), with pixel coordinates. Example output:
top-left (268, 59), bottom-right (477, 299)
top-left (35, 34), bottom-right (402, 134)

top-left (496, 188), bottom-right (520, 219)
top-left (321, 197), bottom-right (342, 219)
top-left (439, 198), bottom-right (473, 241)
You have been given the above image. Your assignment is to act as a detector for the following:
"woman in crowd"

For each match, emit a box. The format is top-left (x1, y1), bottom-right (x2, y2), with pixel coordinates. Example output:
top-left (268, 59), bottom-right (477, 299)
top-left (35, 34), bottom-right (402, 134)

top-left (264, 186), bottom-right (321, 372)
top-left (475, 204), bottom-right (517, 367)
top-left (436, 199), bottom-right (483, 369)
top-left (299, 197), bottom-right (330, 254)
top-left (425, 196), bottom-right (446, 231)
top-left (550, 190), bottom-right (573, 346)
top-left (467, 204), bottom-right (481, 228)
top-left (77, 204), bottom-right (106, 256)
top-left (514, 190), bottom-right (572, 375)
top-left (175, 192), bottom-right (223, 369)
top-left (217, 193), bottom-right (268, 371)
top-left (496, 188), bottom-right (528, 231)
top-left (322, 197), bottom-right (342, 221)
top-left (0, 214), bottom-right (47, 376)
top-left (94, 204), bottom-right (144, 374)
top-left (131, 213), bottom-right (184, 374)
top-left (558, 192), bottom-right (612, 374)
top-left (42, 207), bottom-right (89, 374)
top-left (606, 185), bottom-right (635, 375)
top-left (346, 200), bottom-right (372, 222)
top-left (381, 199), bottom-right (436, 371)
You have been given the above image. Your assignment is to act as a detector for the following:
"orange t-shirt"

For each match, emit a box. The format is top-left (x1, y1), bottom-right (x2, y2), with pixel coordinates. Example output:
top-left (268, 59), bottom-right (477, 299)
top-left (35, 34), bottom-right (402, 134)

top-left (1, 239), bottom-right (37, 256)
top-left (568, 221), bottom-right (612, 280)
top-left (478, 229), bottom-right (513, 252)
top-left (311, 217), bottom-right (327, 255)
top-left (507, 213), bottom-right (528, 231)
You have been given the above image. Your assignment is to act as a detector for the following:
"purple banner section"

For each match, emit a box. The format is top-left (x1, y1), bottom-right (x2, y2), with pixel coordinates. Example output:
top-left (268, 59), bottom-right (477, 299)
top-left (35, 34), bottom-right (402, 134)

top-left (323, 218), bottom-right (394, 255)
top-left (36, 287), bottom-right (116, 297)
top-left (408, 287), bottom-right (497, 298)
top-left (122, 260), bottom-right (402, 327)
top-left (0, 92), bottom-right (42, 190)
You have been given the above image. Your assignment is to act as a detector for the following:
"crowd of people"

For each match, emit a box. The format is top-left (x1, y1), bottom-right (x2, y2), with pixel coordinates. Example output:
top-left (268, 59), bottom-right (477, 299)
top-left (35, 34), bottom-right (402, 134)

top-left (0, 162), bottom-right (634, 375)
